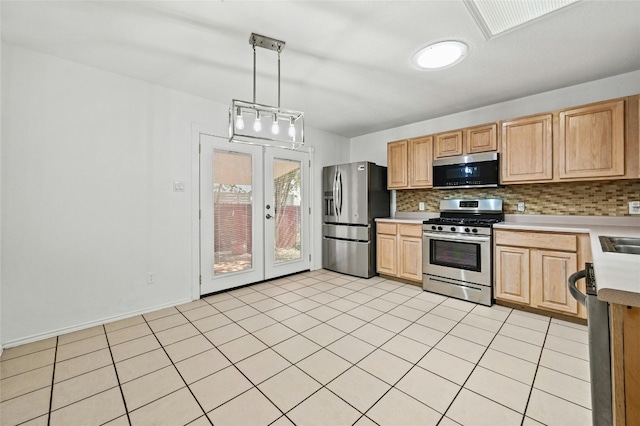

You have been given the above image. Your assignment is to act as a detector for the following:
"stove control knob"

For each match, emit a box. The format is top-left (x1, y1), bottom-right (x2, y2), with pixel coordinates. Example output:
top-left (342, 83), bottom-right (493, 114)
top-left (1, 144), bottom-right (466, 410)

top-left (450, 227), bottom-right (456, 232)
top-left (437, 226), bottom-right (443, 231)
top-left (465, 228), bottom-right (470, 233)
top-left (472, 228), bottom-right (478, 233)
top-left (431, 225), bottom-right (437, 230)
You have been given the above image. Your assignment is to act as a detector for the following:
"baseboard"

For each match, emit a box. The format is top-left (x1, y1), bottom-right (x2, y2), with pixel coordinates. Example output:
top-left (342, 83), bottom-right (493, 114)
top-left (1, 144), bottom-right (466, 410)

top-left (1, 297), bottom-right (193, 350)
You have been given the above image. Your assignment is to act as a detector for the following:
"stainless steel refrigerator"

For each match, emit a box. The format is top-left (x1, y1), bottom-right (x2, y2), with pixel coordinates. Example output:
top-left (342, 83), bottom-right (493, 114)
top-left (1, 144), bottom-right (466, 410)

top-left (322, 162), bottom-right (390, 278)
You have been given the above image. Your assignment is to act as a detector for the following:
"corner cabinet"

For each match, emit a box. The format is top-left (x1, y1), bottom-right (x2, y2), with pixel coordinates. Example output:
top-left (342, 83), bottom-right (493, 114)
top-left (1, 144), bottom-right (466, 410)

top-left (500, 114), bottom-right (553, 183)
top-left (387, 137), bottom-right (433, 189)
top-left (376, 221), bottom-right (422, 284)
top-left (494, 229), bottom-right (592, 319)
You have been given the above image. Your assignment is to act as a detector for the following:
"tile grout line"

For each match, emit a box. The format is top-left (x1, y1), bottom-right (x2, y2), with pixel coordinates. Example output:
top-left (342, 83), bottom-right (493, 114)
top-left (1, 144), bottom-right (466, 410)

top-left (193, 276), bottom-right (426, 424)
top-left (46, 336), bottom-right (58, 426)
top-left (103, 325), bottom-right (132, 426)
top-left (438, 307), bottom-right (525, 424)
top-left (519, 313), bottom-right (552, 426)
top-left (140, 313), bottom-right (215, 426)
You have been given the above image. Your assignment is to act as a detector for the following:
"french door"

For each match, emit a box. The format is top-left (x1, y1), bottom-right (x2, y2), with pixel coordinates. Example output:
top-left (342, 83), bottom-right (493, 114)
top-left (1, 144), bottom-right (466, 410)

top-left (199, 134), bottom-right (310, 295)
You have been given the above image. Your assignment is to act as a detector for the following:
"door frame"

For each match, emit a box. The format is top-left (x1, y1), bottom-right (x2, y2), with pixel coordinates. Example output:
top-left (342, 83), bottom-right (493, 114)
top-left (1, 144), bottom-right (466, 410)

top-left (190, 123), bottom-right (315, 301)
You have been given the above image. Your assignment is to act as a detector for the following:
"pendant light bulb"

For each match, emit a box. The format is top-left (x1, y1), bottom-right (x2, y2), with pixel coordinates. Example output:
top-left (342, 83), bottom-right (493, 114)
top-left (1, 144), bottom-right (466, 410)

top-left (253, 111), bottom-right (262, 132)
top-left (235, 107), bottom-right (244, 130)
top-left (288, 117), bottom-right (296, 138)
top-left (271, 114), bottom-right (280, 135)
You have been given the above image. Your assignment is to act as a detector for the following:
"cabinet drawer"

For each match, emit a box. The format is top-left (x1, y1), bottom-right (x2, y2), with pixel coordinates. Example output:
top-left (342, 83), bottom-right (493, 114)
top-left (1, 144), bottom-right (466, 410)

top-left (377, 222), bottom-right (397, 235)
top-left (495, 230), bottom-right (577, 252)
top-left (399, 224), bottom-right (422, 238)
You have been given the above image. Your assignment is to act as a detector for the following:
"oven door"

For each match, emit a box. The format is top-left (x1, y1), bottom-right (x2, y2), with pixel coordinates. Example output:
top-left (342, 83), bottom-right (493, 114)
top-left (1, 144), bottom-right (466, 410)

top-left (422, 231), bottom-right (491, 286)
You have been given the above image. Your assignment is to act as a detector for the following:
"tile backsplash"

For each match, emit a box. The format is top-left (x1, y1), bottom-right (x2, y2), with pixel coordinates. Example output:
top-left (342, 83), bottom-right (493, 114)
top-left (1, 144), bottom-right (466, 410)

top-left (396, 179), bottom-right (640, 216)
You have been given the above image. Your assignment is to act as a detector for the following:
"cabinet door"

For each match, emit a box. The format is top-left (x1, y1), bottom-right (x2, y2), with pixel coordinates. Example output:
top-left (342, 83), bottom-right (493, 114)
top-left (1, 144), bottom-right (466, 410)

top-left (398, 236), bottom-right (422, 282)
top-left (531, 249), bottom-right (578, 315)
top-left (466, 123), bottom-right (497, 154)
top-left (434, 131), bottom-right (463, 158)
top-left (376, 234), bottom-right (397, 276)
top-left (495, 245), bottom-right (530, 304)
top-left (409, 136), bottom-right (433, 188)
top-left (558, 100), bottom-right (625, 179)
top-left (387, 140), bottom-right (408, 189)
top-left (500, 114), bottom-right (553, 183)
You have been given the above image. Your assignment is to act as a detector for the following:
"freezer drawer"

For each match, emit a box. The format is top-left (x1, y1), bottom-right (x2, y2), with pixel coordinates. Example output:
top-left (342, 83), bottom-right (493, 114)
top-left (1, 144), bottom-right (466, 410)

top-left (322, 237), bottom-right (374, 278)
top-left (322, 224), bottom-right (370, 241)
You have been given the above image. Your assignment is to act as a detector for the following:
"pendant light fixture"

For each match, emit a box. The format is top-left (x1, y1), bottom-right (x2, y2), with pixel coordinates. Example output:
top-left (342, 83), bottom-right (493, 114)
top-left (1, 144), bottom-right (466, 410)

top-left (229, 33), bottom-right (304, 150)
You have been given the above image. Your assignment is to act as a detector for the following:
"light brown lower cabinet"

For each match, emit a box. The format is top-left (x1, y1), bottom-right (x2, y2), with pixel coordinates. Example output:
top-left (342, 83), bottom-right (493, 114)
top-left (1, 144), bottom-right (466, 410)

top-left (376, 222), bottom-right (422, 283)
top-left (494, 229), bottom-right (591, 319)
top-left (611, 304), bottom-right (640, 426)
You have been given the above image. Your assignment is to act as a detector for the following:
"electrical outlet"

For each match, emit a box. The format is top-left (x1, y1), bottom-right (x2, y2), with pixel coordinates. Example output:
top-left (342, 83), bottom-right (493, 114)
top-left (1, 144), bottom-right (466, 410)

top-left (419, 202), bottom-right (425, 211)
top-left (629, 201), bottom-right (640, 215)
top-left (517, 202), bottom-right (526, 212)
top-left (147, 272), bottom-right (155, 285)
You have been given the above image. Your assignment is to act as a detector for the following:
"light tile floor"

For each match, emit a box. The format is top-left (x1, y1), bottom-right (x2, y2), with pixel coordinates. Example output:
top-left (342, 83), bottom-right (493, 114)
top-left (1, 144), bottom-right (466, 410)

top-left (0, 270), bottom-right (593, 426)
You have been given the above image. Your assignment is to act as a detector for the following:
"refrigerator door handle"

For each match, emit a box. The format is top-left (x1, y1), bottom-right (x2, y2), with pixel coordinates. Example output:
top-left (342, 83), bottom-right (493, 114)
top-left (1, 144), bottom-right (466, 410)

top-left (333, 169), bottom-right (339, 216)
top-left (337, 171), bottom-right (343, 216)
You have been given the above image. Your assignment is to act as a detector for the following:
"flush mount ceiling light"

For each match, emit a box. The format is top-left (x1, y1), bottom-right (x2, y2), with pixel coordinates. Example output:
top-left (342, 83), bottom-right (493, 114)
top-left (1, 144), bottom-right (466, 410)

top-left (464, 0), bottom-right (581, 39)
top-left (229, 33), bottom-right (304, 150)
top-left (411, 41), bottom-right (469, 70)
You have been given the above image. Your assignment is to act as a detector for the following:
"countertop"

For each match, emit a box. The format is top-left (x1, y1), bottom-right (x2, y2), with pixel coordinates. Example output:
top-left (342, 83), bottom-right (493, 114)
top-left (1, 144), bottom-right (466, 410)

top-left (375, 218), bottom-right (425, 224)
top-left (494, 216), bottom-right (640, 307)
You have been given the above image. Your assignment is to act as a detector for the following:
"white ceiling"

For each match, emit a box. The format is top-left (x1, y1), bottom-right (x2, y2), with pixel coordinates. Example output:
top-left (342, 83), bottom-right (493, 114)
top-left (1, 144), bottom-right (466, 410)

top-left (2, 1), bottom-right (640, 138)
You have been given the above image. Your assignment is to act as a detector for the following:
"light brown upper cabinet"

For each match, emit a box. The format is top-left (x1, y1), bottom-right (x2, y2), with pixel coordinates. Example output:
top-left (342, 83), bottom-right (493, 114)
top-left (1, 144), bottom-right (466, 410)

top-left (434, 131), bottom-right (463, 158)
top-left (409, 135), bottom-right (433, 187)
top-left (434, 124), bottom-right (498, 159)
top-left (387, 140), bottom-right (408, 189)
top-left (387, 136), bottom-right (433, 189)
top-left (558, 100), bottom-right (625, 179)
top-left (500, 114), bottom-right (553, 183)
top-left (467, 123), bottom-right (498, 154)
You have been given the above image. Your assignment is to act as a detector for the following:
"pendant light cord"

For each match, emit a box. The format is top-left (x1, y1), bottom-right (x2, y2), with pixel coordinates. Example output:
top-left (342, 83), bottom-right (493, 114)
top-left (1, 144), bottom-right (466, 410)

top-left (252, 44), bottom-right (256, 104)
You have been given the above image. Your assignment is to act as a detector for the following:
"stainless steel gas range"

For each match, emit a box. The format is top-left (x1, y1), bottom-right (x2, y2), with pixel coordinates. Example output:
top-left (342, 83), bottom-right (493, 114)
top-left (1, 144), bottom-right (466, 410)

top-left (422, 199), bottom-right (503, 306)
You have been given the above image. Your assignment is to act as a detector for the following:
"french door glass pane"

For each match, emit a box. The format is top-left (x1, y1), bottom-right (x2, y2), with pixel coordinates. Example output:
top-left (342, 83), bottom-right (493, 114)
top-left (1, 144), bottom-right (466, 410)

top-left (273, 158), bottom-right (302, 264)
top-left (213, 150), bottom-right (253, 275)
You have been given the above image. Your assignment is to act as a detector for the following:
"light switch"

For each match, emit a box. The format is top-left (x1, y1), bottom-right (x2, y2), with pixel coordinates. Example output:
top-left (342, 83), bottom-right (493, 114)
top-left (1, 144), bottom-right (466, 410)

top-left (173, 181), bottom-right (185, 192)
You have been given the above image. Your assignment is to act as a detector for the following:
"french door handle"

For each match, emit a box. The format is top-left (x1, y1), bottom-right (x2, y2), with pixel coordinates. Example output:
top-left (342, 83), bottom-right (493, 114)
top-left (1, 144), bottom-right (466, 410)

top-left (266, 214), bottom-right (273, 219)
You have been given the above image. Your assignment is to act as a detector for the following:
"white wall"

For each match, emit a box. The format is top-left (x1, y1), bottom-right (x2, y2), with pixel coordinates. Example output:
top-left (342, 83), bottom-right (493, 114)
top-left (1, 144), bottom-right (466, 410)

top-left (1, 44), bottom-right (349, 346)
top-left (350, 70), bottom-right (640, 165)
top-left (0, 3), bottom-right (4, 356)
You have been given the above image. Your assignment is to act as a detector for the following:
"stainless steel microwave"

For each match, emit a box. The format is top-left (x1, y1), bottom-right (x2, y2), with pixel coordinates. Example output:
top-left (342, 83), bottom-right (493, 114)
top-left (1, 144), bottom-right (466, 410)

top-left (432, 152), bottom-right (499, 189)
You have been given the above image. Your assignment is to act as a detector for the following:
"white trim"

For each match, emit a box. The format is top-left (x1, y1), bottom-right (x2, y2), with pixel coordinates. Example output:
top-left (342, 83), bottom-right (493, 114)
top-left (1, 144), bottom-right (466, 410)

top-left (190, 122), bottom-right (225, 301)
top-left (1, 298), bottom-right (192, 349)
top-left (190, 123), bottom-right (201, 301)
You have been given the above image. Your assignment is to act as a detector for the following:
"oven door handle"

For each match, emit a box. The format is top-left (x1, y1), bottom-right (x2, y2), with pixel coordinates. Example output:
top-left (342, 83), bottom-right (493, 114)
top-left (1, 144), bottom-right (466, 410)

top-left (422, 231), bottom-right (490, 243)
